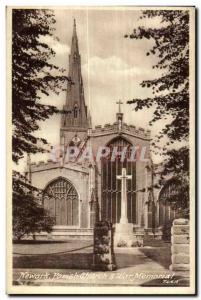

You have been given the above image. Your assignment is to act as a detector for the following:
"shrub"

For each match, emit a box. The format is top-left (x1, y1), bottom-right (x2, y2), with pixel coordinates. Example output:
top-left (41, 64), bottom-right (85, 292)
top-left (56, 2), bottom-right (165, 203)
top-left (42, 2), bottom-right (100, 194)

top-left (117, 240), bottom-right (128, 247)
top-left (131, 240), bottom-right (143, 247)
top-left (162, 221), bottom-right (172, 241)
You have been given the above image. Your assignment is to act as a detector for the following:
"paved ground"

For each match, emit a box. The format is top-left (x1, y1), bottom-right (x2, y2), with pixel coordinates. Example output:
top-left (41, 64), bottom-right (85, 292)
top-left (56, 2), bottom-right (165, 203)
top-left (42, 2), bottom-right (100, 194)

top-left (13, 240), bottom-right (189, 287)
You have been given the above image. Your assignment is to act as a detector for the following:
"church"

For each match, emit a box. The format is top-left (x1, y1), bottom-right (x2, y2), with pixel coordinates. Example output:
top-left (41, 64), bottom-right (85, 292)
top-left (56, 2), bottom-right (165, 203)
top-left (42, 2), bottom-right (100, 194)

top-left (28, 20), bottom-right (178, 242)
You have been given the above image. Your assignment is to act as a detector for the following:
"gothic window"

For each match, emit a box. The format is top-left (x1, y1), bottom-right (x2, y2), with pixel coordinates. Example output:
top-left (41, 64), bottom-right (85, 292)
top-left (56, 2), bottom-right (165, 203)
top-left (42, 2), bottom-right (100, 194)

top-left (43, 177), bottom-right (79, 226)
top-left (101, 137), bottom-right (136, 224)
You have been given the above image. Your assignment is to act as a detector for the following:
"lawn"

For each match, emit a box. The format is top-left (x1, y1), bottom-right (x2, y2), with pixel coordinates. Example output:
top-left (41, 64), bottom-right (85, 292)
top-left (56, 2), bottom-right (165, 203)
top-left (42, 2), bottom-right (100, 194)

top-left (13, 240), bottom-right (93, 269)
top-left (13, 239), bottom-right (171, 270)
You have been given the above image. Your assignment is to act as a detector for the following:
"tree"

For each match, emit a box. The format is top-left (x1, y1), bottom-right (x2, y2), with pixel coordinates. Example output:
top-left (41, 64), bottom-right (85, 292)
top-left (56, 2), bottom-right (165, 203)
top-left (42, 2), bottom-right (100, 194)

top-left (12, 9), bottom-right (66, 163)
top-left (12, 9), bottom-right (67, 239)
top-left (13, 172), bottom-right (54, 240)
top-left (126, 10), bottom-right (190, 213)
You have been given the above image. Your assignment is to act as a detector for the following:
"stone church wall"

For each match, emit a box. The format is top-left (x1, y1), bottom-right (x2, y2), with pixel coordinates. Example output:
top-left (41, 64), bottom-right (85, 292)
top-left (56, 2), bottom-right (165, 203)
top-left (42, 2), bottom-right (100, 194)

top-left (31, 164), bottom-right (90, 229)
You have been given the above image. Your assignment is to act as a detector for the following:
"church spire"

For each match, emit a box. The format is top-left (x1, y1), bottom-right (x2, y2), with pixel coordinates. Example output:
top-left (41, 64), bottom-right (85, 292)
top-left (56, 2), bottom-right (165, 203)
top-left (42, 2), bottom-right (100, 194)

top-left (73, 18), bottom-right (76, 32)
top-left (71, 18), bottom-right (79, 55)
top-left (61, 19), bottom-right (88, 132)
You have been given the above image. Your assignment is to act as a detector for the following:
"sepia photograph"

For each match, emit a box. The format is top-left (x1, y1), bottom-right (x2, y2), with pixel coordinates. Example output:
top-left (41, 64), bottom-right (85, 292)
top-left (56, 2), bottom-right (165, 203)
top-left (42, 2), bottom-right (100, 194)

top-left (7, 6), bottom-right (195, 295)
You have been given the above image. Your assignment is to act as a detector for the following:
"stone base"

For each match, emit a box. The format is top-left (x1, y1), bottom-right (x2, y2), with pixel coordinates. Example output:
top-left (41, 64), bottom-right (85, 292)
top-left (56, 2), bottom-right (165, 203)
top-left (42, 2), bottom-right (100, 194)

top-left (27, 227), bottom-right (93, 241)
top-left (169, 219), bottom-right (190, 272)
top-left (169, 264), bottom-right (190, 271)
top-left (114, 223), bottom-right (141, 247)
top-left (144, 228), bottom-right (163, 240)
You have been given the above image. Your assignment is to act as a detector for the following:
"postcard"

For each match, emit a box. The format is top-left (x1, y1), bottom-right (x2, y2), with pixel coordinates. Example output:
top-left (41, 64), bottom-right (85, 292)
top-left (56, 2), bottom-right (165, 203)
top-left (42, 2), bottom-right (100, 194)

top-left (7, 6), bottom-right (196, 295)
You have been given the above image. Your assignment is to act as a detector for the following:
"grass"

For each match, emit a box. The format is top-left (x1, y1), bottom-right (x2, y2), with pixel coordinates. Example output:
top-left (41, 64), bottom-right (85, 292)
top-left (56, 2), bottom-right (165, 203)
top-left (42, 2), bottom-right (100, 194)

top-left (13, 239), bottom-right (172, 271)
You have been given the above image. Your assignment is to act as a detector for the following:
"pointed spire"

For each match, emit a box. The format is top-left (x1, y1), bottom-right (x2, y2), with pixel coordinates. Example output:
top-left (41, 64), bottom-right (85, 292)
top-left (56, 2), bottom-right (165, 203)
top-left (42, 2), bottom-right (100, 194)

top-left (71, 17), bottom-right (79, 55)
top-left (61, 19), bottom-right (88, 133)
top-left (73, 18), bottom-right (77, 35)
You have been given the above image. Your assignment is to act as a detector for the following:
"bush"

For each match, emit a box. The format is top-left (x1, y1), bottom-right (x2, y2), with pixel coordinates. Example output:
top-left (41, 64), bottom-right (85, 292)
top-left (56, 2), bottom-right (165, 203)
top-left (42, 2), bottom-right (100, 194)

top-left (117, 240), bottom-right (128, 247)
top-left (131, 240), bottom-right (143, 247)
top-left (13, 181), bottom-right (54, 240)
top-left (162, 221), bottom-right (172, 241)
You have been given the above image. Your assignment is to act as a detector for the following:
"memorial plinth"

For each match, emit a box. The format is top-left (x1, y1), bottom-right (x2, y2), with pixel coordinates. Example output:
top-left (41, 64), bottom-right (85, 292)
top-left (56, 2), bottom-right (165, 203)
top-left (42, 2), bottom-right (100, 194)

top-left (114, 223), bottom-right (135, 247)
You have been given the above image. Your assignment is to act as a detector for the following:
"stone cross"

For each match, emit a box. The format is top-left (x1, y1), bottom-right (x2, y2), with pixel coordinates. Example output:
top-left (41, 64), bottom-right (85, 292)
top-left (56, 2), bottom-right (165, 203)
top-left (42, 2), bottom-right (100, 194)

top-left (116, 100), bottom-right (123, 114)
top-left (117, 168), bottom-right (132, 224)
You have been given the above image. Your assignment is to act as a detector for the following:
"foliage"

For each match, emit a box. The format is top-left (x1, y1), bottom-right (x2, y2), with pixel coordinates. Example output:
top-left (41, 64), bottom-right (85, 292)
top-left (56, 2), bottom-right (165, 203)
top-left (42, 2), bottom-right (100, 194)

top-left (13, 171), bottom-right (55, 240)
top-left (117, 240), bottom-right (128, 247)
top-left (12, 9), bottom-right (67, 163)
top-left (126, 10), bottom-right (190, 212)
top-left (12, 9), bottom-right (66, 238)
top-left (126, 10), bottom-right (189, 143)
top-left (131, 240), bottom-right (143, 247)
top-left (173, 180), bottom-right (189, 218)
top-left (162, 220), bottom-right (172, 241)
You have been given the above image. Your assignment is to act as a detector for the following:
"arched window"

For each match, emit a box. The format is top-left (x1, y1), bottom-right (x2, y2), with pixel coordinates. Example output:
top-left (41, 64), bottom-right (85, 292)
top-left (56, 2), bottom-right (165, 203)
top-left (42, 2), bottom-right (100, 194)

top-left (101, 137), bottom-right (136, 224)
top-left (43, 177), bottom-right (79, 226)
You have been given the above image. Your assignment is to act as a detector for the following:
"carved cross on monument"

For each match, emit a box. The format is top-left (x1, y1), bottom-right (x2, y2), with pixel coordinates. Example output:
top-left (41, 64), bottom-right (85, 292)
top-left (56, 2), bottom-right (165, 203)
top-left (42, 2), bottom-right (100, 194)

top-left (117, 168), bottom-right (132, 224)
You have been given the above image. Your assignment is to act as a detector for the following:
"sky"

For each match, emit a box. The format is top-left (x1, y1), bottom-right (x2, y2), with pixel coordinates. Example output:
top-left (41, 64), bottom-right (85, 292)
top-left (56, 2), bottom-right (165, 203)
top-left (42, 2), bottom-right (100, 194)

top-left (16, 7), bottom-right (170, 170)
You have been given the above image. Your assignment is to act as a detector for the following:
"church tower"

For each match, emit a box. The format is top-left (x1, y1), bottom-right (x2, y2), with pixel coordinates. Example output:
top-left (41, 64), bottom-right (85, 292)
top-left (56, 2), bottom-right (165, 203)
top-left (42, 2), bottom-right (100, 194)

top-left (60, 19), bottom-right (89, 147)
